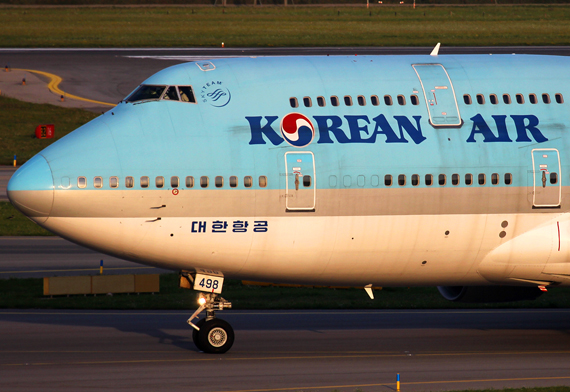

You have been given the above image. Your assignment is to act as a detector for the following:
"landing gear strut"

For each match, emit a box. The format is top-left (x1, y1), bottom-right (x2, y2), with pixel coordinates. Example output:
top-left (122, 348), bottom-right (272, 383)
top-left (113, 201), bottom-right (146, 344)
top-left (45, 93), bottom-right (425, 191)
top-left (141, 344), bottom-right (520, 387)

top-left (180, 270), bottom-right (234, 354)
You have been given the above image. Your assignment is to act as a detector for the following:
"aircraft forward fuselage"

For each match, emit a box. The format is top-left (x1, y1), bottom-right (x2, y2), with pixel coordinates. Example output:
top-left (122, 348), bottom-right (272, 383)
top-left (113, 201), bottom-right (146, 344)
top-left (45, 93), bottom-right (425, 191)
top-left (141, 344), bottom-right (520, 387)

top-left (8, 53), bottom-right (570, 289)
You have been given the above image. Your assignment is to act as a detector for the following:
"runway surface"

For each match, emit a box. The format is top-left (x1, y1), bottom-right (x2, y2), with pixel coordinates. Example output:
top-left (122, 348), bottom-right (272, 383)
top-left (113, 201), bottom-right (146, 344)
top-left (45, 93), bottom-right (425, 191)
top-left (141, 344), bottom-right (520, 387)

top-left (1, 309), bottom-right (570, 392)
top-left (0, 237), bottom-right (172, 278)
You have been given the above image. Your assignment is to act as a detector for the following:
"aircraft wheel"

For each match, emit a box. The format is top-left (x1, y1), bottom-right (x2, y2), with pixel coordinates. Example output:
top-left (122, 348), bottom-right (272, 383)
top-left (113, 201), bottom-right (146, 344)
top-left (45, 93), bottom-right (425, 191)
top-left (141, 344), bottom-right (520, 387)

top-left (192, 318), bottom-right (206, 352)
top-left (198, 318), bottom-right (235, 354)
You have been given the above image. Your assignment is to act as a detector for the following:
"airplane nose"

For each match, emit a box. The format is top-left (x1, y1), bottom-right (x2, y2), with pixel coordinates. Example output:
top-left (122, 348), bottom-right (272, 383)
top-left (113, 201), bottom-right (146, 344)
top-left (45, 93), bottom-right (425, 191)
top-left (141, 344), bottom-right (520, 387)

top-left (7, 154), bottom-right (54, 224)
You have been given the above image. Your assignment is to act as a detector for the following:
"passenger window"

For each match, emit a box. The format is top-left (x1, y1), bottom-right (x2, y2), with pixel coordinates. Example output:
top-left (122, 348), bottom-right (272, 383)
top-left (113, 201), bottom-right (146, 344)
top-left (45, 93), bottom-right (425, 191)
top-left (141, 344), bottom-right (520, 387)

top-left (244, 176), bottom-right (253, 188)
top-left (317, 96), bottom-right (326, 107)
top-left (516, 94), bottom-right (524, 104)
top-left (371, 175), bottom-right (379, 187)
top-left (397, 95), bottom-right (406, 105)
top-left (77, 177), bottom-right (86, 189)
top-left (490, 94), bottom-right (498, 105)
top-left (491, 173), bottom-right (499, 185)
top-left (542, 93), bottom-right (551, 104)
top-left (125, 176), bottom-right (134, 188)
top-left (384, 95), bottom-right (393, 106)
top-left (215, 176), bottom-right (223, 188)
top-left (289, 97), bottom-right (298, 108)
top-left (329, 175), bottom-right (338, 187)
top-left (162, 86), bottom-right (179, 101)
top-left (200, 176), bottom-right (209, 188)
top-left (410, 95), bottom-right (419, 105)
top-left (230, 176), bottom-right (238, 188)
top-left (343, 175), bottom-right (351, 187)
top-left (303, 175), bottom-right (311, 187)
top-left (344, 96), bottom-right (353, 106)
top-left (505, 173), bottom-right (512, 185)
top-left (398, 174), bottom-right (406, 186)
top-left (452, 174), bottom-right (459, 186)
top-left (331, 96), bottom-right (339, 106)
top-left (156, 176), bottom-right (164, 188)
top-left (478, 174), bottom-right (486, 185)
top-left (550, 172), bottom-right (558, 184)
top-left (178, 86), bottom-right (196, 103)
top-left (303, 97), bottom-right (312, 107)
top-left (171, 176), bottom-right (179, 188)
top-left (476, 94), bottom-right (485, 104)
top-left (371, 95), bottom-right (380, 106)
top-left (465, 173), bottom-right (473, 186)
top-left (357, 175), bottom-right (365, 187)
top-left (555, 93), bottom-right (564, 104)
top-left (185, 176), bottom-right (194, 188)
top-left (503, 94), bottom-right (511, 104)
top-left (110, 176), bottom-right (119, 188)
top-left (425, 174), bottom-right (433, 186)
top-left (384, 174), bottom-right (392, 187)
top-left (529, 94), bottom-right (537, 104)
top-left (411, 174), bottom-right (419, 186)
top-left (463, 94), bottom-right (472, 105)
top-left (259, 176), bottom-right (267, 187)
top-left (94, 177), bottom-right (103, 188)
top-left (438, 174), bottom-right (446, 186)
top-left (357, 95), bottom-right (366, 106)
top-left (140, 176), bottom-right (149, 188)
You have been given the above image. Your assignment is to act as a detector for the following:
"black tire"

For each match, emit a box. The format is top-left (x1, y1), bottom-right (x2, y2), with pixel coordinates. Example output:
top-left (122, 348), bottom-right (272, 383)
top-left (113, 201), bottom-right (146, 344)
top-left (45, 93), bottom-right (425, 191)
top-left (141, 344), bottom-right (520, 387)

top-left (197, 318), bottom-right (235, 354)
top-left (192, 318), bottom-right (206, 352)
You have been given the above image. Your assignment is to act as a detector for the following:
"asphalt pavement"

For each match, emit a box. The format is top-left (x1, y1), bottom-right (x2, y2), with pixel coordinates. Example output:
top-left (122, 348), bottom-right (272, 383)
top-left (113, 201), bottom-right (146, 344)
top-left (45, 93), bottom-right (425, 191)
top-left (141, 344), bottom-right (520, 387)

top-left (1, 309), bottom-right (569, 392)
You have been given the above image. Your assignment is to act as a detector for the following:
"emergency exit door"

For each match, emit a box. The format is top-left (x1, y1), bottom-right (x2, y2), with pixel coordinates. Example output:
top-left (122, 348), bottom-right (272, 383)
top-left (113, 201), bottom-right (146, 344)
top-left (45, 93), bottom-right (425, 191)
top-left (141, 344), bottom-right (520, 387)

top-left (412, 64), bottom-right (462, 127)
top-left (532, 148), bottom-right (561, 208)
top-left (285, 151), bottom-right (316, 211)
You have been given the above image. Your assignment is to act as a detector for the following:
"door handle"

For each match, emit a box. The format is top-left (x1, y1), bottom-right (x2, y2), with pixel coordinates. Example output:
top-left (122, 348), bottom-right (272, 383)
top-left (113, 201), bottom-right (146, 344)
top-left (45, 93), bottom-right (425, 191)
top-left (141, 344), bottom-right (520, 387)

top-left (542, 171), bottom-right (547, 188)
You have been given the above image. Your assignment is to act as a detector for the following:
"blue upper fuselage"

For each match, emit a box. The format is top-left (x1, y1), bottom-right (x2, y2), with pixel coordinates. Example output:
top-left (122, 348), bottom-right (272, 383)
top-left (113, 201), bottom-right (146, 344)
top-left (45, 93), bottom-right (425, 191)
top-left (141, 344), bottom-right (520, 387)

top-left (9, 54), bottom-right (570, 194)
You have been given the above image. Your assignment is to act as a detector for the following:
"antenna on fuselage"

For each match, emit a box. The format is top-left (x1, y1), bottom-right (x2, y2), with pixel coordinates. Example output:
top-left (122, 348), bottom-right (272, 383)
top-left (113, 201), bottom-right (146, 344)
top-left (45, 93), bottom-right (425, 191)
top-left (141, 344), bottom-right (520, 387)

top-left (430, 42), bottom-right (441, 56)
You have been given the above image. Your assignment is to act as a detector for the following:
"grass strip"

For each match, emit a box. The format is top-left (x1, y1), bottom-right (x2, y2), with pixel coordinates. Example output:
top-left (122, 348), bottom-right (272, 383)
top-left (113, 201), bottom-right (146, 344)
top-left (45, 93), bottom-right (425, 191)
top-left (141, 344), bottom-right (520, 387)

top-left (0, 202), bottom-right (53, 235)
top-left (0, 6), bottom-right (570, 47)
top-left (0, 95), bottom-right (98, 166)
top-left (2, 273), bottom-right (570, 309)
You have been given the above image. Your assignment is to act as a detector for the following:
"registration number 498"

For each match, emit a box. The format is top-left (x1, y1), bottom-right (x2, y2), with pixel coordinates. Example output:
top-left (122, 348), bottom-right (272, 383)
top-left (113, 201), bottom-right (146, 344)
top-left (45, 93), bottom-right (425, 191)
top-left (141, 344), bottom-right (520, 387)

top-left (193, 272), bottom-right (224, 294)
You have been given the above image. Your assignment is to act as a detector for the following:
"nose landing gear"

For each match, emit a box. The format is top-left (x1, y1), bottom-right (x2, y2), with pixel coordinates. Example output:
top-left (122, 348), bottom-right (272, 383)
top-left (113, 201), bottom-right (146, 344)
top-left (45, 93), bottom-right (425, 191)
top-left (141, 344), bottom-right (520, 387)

top-left (180, 270), bottom-right (234, 354)
top-left (188, 292), bottom-right (234, 353)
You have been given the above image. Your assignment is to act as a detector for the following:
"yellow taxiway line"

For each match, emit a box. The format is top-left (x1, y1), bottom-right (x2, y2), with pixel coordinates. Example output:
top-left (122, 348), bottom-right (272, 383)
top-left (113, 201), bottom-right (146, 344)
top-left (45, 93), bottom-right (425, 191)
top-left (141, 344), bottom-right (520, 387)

top-left (215, 376), bottom-right (570, 392)
top-left (15, 68), bottom-right (116, 107)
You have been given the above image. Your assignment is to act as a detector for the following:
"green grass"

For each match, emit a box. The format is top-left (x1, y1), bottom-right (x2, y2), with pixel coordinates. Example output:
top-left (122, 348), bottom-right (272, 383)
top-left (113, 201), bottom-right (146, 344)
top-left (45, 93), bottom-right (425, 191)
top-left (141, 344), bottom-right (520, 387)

top-left (0, 6), bottom-right (569, 47)
top-left (0, 202), bottom-right (53, 235)
top-left (3, 273), bottom-right (570, 309)
top-left (0, 96), bottom-right (98, 166)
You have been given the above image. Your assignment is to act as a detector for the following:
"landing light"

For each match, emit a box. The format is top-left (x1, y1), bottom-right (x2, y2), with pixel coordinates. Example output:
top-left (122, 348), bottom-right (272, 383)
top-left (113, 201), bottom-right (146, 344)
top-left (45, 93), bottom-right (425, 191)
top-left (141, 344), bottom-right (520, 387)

top-left (198, 297), bottom-right (207, 306)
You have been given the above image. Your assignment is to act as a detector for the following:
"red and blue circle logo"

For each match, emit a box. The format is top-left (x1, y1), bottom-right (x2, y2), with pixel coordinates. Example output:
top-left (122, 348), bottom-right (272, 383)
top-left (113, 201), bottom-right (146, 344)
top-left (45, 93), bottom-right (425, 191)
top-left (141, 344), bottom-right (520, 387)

top-left (280, 113), bottom-right (315, 148)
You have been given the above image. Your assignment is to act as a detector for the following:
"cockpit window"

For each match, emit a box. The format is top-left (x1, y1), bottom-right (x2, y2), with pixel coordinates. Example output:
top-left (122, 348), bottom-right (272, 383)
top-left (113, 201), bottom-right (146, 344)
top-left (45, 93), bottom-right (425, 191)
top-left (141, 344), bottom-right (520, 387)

top-left (162, 86), bottom-right (179, 101)
top-left (126, 85), bottom-right (197, 104)
top-left (126, 85), bottom-right (166, 102)
top-left (178, 86), bottom-right (196, 103)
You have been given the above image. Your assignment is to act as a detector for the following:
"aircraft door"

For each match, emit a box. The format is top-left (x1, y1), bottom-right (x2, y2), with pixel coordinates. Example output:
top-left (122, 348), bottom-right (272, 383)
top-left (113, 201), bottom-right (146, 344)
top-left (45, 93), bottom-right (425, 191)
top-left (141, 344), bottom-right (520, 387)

top-left (285, 151), bottom-right (316, 211)
top-left (412, 64), bottom-right (462, 127)
top-left (532, 148), bottom-right (561, 208)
